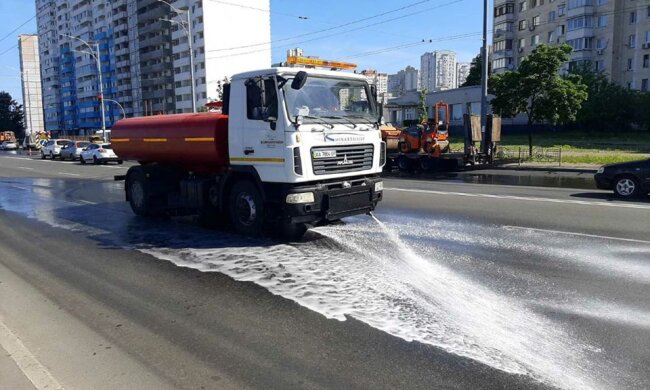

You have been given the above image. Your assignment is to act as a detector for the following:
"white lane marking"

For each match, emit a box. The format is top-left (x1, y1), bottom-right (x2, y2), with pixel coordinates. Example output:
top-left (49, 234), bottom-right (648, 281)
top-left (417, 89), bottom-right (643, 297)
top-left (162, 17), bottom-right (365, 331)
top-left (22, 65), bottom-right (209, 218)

top-left (10, 185), bottom-right (30, 191)
top-left (18, 167), bottom-right (34, 170)
top-left (77, 200), bottom-right (97, 205)
top-left (0, 318), bottom-right (64, 390)
top-left (58, 172), bottom-right (81, 177)
top-left (386, 187), bottom-right (650, 210)
top-left (503, 225), bottom-right (650, 245)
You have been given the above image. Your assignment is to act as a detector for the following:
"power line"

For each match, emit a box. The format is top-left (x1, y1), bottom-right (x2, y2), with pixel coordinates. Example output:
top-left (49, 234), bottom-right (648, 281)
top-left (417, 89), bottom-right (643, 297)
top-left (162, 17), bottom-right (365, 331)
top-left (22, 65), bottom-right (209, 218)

top-left (205, 0), bottom-right (310, 19)
top-left (0, 15), bottom-right (36, 44)
top-left (204, 0), bottom-right (439, 53)
top-left (205, 0), bottom-right (466, 60)
top-left (0, 44), bottom-right (18, 57)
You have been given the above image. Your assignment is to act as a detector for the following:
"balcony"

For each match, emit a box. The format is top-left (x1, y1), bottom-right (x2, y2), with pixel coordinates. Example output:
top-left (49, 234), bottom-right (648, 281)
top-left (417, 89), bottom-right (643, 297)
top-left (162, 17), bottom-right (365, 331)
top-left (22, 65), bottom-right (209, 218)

top-left (567, 5), bottom-right (595, 18)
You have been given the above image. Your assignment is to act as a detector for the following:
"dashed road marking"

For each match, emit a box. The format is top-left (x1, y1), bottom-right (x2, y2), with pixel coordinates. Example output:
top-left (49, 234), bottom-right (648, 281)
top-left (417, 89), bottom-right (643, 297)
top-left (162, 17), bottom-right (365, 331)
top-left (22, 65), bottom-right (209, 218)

top-left (18, 167), bottom-right (34, 170)
top-left (58, 172), bottom-right (81, 177)
top-left (0, 318), bottom-right (64, 390)
top-left (386, 187), bottom-right (650, 210)
top-left (503, 225), bottom-right (650, 245)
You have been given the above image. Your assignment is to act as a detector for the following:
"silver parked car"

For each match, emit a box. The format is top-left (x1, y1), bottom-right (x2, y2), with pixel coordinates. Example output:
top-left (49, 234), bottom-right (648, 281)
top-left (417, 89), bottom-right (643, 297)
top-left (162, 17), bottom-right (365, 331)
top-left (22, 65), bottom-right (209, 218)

top-left (60, 141), bottom-right (90, 161)
top-left (41, 139), bottom-right (72, 159)
top-left (0, 141), bottom-right (17, 150)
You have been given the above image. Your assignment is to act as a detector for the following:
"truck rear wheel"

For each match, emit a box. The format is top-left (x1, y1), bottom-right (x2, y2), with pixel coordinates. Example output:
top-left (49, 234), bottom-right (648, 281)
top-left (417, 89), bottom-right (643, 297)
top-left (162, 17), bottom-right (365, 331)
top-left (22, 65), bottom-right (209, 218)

top-left (127, 171), bottom-right (153, 216)
top-left (229, 180), bottom-right (265, 236)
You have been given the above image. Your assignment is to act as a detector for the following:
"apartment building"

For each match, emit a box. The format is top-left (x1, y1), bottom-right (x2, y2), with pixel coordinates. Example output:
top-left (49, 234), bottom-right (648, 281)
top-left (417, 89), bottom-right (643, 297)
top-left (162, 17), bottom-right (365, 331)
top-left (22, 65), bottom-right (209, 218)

top-left (456, 62), bottom-right (471, 86)
top-left (388, 65), bottom-right (420, 95)
top-left (420, 50), bottom-right (458, 92)
top-left (35, 0), bottom-right (271, 133)
top-left (18, 34), bottom-right (45, 138)
top-left (493, 0), bottom-right (650, 91)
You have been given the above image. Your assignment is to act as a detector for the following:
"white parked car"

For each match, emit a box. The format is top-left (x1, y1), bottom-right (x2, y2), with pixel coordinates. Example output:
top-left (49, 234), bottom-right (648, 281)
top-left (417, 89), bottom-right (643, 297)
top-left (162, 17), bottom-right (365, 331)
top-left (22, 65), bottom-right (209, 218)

top-left (80, 143), bottom-right (122, 165)
top-left (0, 141), bottom-right (17, 150)
top-left (41, 139), bottom-right (71, 159)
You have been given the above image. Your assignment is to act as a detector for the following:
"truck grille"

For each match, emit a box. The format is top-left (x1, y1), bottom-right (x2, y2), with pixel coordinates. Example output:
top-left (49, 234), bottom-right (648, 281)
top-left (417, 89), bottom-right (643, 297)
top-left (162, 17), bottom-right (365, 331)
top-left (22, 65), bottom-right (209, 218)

top-left (311, 144), bottom-right (374, 175)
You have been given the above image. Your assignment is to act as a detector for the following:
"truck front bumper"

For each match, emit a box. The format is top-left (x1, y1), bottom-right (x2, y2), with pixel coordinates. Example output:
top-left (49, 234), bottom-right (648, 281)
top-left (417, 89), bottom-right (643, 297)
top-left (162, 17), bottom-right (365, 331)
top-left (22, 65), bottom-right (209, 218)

top-left (283, 176), bottom-right (383, 224)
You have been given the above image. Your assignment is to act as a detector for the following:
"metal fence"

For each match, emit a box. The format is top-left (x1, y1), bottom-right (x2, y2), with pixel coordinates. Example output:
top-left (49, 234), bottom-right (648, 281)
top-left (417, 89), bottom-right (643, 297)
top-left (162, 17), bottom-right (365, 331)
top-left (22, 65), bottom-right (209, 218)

top-left (496, 147), bottom-right (563, 166)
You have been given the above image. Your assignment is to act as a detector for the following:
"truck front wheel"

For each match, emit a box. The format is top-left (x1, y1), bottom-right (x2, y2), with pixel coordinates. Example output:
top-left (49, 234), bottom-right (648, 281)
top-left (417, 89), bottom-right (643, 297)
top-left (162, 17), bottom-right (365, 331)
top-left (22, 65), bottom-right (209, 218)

top-left (229, 180), bottom-right (265, 236)
top-left (127, 171), bottom-right (153, 216)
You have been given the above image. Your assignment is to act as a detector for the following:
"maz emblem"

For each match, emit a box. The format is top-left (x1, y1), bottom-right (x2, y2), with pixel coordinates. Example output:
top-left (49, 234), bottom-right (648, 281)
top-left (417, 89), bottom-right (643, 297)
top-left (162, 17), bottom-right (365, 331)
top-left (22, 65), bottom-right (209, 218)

top-left (337, 154), bottom-right (354, 166)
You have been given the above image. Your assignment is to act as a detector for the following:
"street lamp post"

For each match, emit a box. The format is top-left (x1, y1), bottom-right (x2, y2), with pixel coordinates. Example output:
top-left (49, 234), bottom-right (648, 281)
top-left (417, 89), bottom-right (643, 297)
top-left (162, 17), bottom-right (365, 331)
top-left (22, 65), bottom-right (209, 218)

top-left (158, 0), bottom-right (197, 113)
top-left (62, 34), bottom-right (107, 142)
top-left (103, 98), bottom-right (126, 120)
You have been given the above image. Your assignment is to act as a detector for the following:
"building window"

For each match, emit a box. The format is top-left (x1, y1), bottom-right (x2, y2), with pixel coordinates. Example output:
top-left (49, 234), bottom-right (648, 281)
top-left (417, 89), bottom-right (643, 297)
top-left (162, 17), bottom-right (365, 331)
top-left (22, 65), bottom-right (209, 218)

top-left (627, 58), bottom-right (633, 71)
top-left (643, 54), bottom-right (649, 68)
top-left (549, 11), bottom-right (556, 22)
top-left (519, 1), bottom-right (527, 12)
top-left (598, 15), bottom-right (607, 27)
top-left (531, 35), bottom-right (540, 46)
top-left (630, 11), bottom-right (637, 25)
top-left (642, 79), bottom-right (649, 92)
top-left (519, 20), bottom-right (528, 30)
top-left (629, 34), bottom-right (636, 48)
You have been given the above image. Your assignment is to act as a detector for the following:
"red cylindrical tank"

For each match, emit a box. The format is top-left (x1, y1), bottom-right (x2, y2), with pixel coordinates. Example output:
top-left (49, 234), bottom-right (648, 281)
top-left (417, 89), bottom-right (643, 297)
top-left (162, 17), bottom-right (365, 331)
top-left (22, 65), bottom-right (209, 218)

top-left (111, 113), bottom-right (229, 174)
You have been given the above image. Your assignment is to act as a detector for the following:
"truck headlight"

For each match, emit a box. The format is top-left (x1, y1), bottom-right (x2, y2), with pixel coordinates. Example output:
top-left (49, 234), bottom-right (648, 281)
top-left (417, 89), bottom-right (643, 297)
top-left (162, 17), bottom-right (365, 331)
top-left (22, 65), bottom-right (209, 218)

top-left (374, 181), bottom-right (384, 192)
top-left (286, 192), bottom-right (315, 204)
top-left (597, 167), bottom-right (605, 174)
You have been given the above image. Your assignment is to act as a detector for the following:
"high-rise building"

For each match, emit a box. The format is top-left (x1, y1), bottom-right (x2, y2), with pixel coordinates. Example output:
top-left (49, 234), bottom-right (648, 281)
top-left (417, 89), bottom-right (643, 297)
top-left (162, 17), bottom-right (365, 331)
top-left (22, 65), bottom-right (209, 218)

top-left (456, 62), bottom-right (471, 87)
top-left (420, 50), bottom-right (458, 92)
top-left (35, 0), bottom-right (271, 134)
top-left (388, 66), bottom-right (420, 95)
top-left (360, 69), bottom-right (388, 95)
top-left (18, 34), bottom-right (45, 138)
top-left (492, 0), bottom-right (650, 91)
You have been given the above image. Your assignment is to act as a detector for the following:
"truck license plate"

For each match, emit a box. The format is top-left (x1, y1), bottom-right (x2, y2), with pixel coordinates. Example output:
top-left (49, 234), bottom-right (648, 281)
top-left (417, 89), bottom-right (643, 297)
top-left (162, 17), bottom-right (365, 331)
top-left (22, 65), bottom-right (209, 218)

top-left (313, 150), bottom-right (337, 159)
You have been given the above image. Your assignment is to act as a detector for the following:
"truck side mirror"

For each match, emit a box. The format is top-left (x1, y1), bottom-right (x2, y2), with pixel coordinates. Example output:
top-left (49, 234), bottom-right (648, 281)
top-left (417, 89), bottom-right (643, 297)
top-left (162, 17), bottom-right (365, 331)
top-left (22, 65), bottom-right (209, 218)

top-left (291, 71), bottom-right (308, 90)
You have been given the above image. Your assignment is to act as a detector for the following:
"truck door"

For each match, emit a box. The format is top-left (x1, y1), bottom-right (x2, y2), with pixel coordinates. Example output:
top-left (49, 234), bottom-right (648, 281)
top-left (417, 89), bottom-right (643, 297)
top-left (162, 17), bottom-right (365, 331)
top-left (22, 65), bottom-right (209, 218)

top-left (235, 76), bottom-right (285, 179)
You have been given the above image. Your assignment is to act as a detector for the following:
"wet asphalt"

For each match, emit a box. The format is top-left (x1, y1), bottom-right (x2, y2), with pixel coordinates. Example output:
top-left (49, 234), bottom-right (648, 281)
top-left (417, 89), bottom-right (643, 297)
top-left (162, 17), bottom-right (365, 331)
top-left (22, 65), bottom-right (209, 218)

top-left (0, 152), bottom-right (648, 390)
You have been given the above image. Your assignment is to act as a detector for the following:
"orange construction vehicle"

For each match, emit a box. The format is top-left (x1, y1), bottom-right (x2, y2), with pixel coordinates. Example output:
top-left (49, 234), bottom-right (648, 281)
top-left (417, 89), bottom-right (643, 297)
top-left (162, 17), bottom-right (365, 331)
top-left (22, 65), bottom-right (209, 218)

top-left (396, 102), bottom-right (453, 170)
top-left (0, 131), bottom-right (16, 143)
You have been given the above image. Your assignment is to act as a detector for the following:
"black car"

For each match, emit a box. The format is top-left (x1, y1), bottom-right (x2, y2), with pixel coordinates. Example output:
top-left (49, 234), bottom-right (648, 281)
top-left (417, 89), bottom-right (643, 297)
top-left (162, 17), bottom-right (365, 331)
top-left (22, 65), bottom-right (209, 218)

top-left (594, 158), bottom-right (650, 198)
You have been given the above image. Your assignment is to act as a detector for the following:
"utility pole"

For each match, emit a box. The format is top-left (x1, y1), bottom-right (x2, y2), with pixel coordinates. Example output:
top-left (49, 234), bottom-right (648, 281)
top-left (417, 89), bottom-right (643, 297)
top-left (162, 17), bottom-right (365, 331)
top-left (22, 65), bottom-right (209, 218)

top-left (480, 0), bottom-right (489, 155)
top-left (96, 43), bottom-right (107, 142)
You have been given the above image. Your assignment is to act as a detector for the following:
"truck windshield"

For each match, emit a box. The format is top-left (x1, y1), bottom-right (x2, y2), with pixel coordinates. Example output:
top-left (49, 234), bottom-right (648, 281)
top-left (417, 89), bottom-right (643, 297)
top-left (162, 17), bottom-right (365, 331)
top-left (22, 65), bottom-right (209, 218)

top-left (282, 76), bottom-right (377, 127)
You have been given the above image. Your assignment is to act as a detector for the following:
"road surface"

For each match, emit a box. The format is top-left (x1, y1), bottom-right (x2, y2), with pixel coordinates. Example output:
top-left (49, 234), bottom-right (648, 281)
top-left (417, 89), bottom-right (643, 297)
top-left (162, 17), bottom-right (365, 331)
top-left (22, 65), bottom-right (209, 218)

top-left (0, 152), bottom-right (648, 390)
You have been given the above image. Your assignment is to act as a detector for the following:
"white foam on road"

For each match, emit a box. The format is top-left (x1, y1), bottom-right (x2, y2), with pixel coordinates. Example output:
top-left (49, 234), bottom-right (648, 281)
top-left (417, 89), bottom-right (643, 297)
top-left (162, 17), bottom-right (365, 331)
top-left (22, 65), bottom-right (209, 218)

top-left (140, 214), bottom-right (649, 390)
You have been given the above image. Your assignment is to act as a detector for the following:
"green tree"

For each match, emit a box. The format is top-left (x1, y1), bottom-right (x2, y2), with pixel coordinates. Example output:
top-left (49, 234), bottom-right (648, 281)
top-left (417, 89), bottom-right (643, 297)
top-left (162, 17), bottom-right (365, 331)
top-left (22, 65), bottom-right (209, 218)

top-left (634, 92), bottom-right (650, 131)
top-left (570, 65), bottom-right (637, 131)
top-left (0, 91), bottom-right (24, 140)
top-left (461, 54), bottom-right (491, 87)
top-left (489, 44), bottom-right (588, 156)
top-left (417, 88), bottom-right (428, 124)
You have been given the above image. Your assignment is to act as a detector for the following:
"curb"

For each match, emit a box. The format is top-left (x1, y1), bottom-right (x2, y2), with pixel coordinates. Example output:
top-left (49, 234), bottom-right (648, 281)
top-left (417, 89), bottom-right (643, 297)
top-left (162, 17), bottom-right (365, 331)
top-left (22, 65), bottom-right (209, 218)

top-left (488, 165), bottom-right (598, 174)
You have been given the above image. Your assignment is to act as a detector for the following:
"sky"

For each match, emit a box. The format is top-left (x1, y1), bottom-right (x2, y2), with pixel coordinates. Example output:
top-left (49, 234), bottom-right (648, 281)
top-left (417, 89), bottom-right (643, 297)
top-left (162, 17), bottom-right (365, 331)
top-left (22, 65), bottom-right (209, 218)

top-left (0, 0), bottom-right (488, 104)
